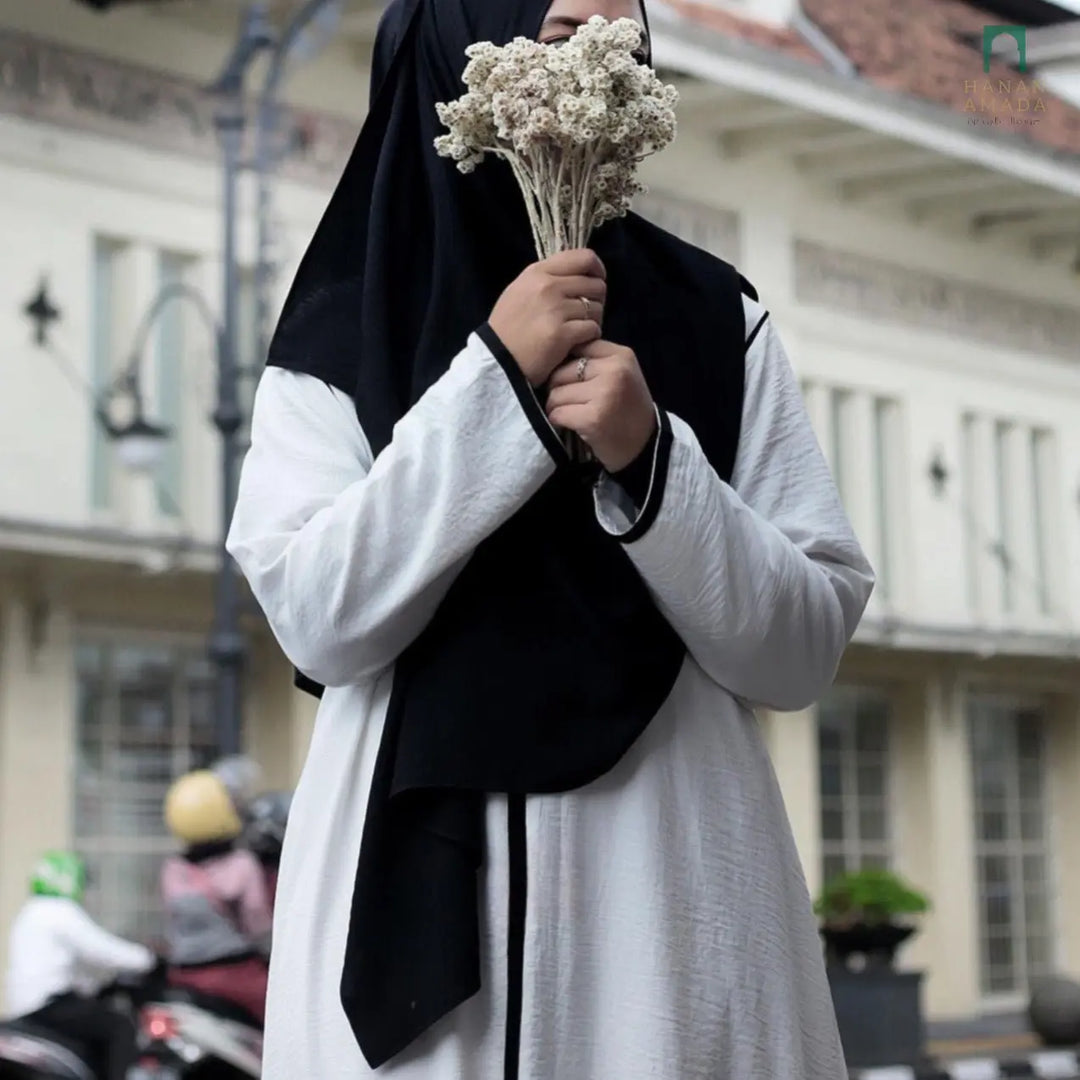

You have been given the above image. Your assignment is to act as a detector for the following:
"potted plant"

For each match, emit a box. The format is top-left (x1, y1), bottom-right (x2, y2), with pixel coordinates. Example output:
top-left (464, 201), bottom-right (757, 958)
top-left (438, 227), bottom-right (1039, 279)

top-left (815, 868), bottom-right (930, 968)
top-left (814, 868), bottom-right (932, 1069)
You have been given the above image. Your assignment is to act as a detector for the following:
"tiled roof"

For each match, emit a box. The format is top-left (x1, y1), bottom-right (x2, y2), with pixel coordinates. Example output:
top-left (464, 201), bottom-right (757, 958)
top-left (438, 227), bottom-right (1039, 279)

top-left (661, 0), bottom-right (825, 65)
top-left (668, 0), bottom-right (1080, 159)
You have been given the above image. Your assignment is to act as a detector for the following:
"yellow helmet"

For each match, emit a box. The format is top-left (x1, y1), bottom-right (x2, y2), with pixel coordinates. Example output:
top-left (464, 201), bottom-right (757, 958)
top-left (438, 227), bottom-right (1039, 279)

top-left (164, 771), bottom-right (243, 845)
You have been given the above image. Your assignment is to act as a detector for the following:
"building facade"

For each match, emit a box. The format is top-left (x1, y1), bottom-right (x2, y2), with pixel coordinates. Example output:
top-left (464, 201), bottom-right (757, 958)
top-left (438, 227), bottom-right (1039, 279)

top-left (0, 0), bottom-right (1079, 1027)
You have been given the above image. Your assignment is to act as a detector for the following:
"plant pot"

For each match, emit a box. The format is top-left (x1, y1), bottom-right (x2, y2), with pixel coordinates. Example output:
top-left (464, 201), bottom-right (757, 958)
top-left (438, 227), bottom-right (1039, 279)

top-left (827, 967), bottom-right (927, 1069)
top-left (821, 922), bottom-right (916, 969)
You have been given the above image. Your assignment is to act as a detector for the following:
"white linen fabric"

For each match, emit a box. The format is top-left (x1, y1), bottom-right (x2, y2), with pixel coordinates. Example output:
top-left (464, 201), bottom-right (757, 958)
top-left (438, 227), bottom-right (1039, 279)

top-left (227, 296), bottom-right (874, 1079)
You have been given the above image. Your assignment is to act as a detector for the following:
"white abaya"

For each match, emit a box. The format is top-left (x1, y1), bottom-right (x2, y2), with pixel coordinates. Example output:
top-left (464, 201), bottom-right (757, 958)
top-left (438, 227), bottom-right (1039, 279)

top-left (226, 296), bottom-right (874, 1080)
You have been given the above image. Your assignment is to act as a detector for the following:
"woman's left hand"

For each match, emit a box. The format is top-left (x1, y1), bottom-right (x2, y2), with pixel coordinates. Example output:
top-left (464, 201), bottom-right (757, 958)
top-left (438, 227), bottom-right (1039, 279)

top-left (545, 340), bottom-right (657, 473)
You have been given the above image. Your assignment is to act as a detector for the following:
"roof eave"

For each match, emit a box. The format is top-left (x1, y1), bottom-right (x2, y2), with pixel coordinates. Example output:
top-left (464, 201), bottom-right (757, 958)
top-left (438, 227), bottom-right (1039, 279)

top-left (649, 0), bottom-right (1080, 200)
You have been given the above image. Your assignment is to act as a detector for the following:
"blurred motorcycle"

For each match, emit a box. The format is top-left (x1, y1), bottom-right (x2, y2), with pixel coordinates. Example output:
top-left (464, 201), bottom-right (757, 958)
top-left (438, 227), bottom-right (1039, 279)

top-left (0, 973), bottom-right (263, 1080)
top-left (129, 789), bottom-right (291, 1079)
top-left (128, 990), bottom-right (262, 1079)
top-left (0, 784), bottom-right (293, 1079)
top-left (0, 966), bottom-right (163, 1080)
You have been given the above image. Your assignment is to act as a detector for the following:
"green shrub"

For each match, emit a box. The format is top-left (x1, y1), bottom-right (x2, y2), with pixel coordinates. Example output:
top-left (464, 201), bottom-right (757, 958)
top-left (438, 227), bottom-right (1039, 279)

top-left (814, 868), bottom-right (930, 926)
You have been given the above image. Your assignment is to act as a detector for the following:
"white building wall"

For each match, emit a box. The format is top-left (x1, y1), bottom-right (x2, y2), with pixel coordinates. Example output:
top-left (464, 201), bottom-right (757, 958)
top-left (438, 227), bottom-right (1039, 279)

top-left (0, 599), bottom-right (78, 998)
top-left (0, 115), bottom-right (333, 541)
top-left (0, 15), bottom-right (1076, 635)
top-left (642, 128), bottom-right (1080, 645)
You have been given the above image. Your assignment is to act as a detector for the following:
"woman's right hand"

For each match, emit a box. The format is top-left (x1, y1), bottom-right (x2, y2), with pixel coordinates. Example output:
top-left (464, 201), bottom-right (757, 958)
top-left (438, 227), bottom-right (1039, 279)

top-left (488, 249), bottom-right (606, 388)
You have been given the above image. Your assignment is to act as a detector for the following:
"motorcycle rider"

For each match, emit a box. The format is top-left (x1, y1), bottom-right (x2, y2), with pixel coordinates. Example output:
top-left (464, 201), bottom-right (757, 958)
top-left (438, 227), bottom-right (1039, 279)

top-left (4, 851), bottom-right (157, 1080)
top-left (242, 791), bottom-right (291, 909)
top-left (161, 769), bottom-right (273, 1024)
top-left (209, 755), bottom-right (262, 824)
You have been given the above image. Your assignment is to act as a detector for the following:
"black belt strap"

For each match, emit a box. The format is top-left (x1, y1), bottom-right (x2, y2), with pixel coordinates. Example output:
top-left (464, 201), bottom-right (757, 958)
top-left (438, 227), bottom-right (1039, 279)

top-left (504, 794), bottom-right (527, 1080)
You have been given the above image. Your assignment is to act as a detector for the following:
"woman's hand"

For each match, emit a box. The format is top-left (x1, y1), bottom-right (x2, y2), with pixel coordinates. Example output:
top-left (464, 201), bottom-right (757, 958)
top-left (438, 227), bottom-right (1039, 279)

top-left (545, 340), bottom-right (657, 473)
top-left (488, 249), bottom-right (606, 387)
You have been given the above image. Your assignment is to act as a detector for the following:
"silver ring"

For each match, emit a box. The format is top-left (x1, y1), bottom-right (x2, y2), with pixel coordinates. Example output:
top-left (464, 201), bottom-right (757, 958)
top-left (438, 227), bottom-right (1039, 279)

top-left (580, 296), bottom-right (591, 320)
top-left (576, 356), bottom-right (588, 381)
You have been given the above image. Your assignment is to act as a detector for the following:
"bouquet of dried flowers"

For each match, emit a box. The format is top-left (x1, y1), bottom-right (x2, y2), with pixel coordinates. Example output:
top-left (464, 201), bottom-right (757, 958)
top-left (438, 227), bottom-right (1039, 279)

top-left (434, 16), bottom-right (679, 259)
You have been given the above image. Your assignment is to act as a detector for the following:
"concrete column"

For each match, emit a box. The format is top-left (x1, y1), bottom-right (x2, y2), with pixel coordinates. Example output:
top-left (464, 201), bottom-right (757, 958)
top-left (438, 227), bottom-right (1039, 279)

top-left (890, 680), bottom-right (934, 977)
top-left (1001, 423), bottom-right (1039, 621)
top-left (802, 382), bottom-right (833, 475)
top-left (0, 597), bottom-right (77, 1009)
top-left (246, 638), bottom-right (317, 790)
top-left (895, 674), bottom-right (981, 1018)
top-left (246, 634), bottom-right (294, 790)
top-left (1054, 422), bottom-right (1080, 625)
top-left (906, 394), bottom-right (967, 626)
top-left (1046, 693), bottom-right (1080, 974)
top-left (1031, 430), bottom-right (1060, 622)
top-left (966, 415), bottom-right (1005, 626)
top-left (876, 398), bottom-right (908, 610)
top-left (288, 686), bottom-right (318, 785)
top-left (760, 707), bottom-right (822, 900)
top-left (841, 391), bottom-right (882, 615)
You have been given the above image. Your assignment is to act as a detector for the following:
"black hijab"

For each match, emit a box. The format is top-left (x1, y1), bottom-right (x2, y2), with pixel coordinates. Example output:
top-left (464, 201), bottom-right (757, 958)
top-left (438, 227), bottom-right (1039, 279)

top-left (268, 0), bottom-right (751, 1067)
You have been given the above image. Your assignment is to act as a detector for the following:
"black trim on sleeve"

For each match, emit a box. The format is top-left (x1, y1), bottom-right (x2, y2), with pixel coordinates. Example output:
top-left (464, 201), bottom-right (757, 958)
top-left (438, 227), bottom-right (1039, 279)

top-left (609, 423), bottom-right (659, 510)
top-left (745, 310), bottom-right (770, 352)
top-left (294, 669), bottom-right (325, 700)
top-left (476, 323), bottom-right (567, 466)
top-left (738, 273), bottom-right (759, 302)
top-left (617, 408), bottom-right (673, 545)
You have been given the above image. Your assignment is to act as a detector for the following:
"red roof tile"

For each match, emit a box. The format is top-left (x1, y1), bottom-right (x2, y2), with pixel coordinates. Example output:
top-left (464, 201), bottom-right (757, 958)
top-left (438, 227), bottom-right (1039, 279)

top-left (669, 0), bottom-right (1080, 158)
top-left (662, 0), bottom-right (825, 65)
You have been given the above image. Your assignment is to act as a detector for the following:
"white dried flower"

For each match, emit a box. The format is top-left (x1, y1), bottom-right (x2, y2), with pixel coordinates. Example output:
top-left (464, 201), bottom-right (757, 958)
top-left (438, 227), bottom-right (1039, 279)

top-left (433, 15), bottom-right (679, 258)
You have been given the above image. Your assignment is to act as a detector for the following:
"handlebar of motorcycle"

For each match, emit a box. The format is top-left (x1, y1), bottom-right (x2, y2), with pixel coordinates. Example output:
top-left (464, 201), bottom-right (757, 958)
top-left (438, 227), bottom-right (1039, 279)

top-left (98, 956), bottom-right (170, 1002)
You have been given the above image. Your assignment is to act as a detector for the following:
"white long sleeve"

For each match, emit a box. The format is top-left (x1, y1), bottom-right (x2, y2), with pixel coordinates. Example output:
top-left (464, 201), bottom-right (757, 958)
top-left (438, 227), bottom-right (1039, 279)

top-left (62, 905), bottom-right (156, 975)
top-left (226, 332), bottom-right (558, 688)
top-left (593, 298), bottom-right (874, 712)
top-left (5, 897), bottom-right (155, 1017)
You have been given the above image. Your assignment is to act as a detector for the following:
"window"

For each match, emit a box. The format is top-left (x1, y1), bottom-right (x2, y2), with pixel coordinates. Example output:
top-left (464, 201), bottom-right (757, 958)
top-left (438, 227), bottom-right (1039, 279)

top-left (818, 687), bottom-right (892, 887)
top-left (75, 639), bottom-right (218, 944)
top-left (969, 695), bottom-right (1054, 997)
top-left (90, 238), bottom-right (124, 511)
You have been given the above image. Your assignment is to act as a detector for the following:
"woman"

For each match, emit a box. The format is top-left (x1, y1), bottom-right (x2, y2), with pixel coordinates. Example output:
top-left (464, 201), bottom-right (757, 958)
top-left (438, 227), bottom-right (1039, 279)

top-left (160, 770), bottom-right (273, 1024)
top-left (226, 0), bottom-right (874, 1075)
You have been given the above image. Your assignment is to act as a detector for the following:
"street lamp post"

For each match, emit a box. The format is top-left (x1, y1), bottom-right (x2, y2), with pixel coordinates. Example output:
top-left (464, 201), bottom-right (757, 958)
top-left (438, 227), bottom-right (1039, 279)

top-left (31, 2), bottom-right (345, 757)
top-left (205, 4), bottom-right (276, 756)
top-left (210, 0), bottom-right (342, 753)
top-left (253, 0), bottom-right (344, 399)
top-left (94, 280), bottom-right (246, 749)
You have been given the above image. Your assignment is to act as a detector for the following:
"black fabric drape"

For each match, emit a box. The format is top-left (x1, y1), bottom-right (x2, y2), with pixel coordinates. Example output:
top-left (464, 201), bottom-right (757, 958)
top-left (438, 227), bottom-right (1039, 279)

top-left (267, 0), bottom-right (751, 1066)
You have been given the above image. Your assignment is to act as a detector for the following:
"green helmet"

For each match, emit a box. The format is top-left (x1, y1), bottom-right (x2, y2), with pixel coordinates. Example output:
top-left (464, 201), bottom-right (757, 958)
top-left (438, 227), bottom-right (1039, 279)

top-left (30, 852), bottom-right (86, 902)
